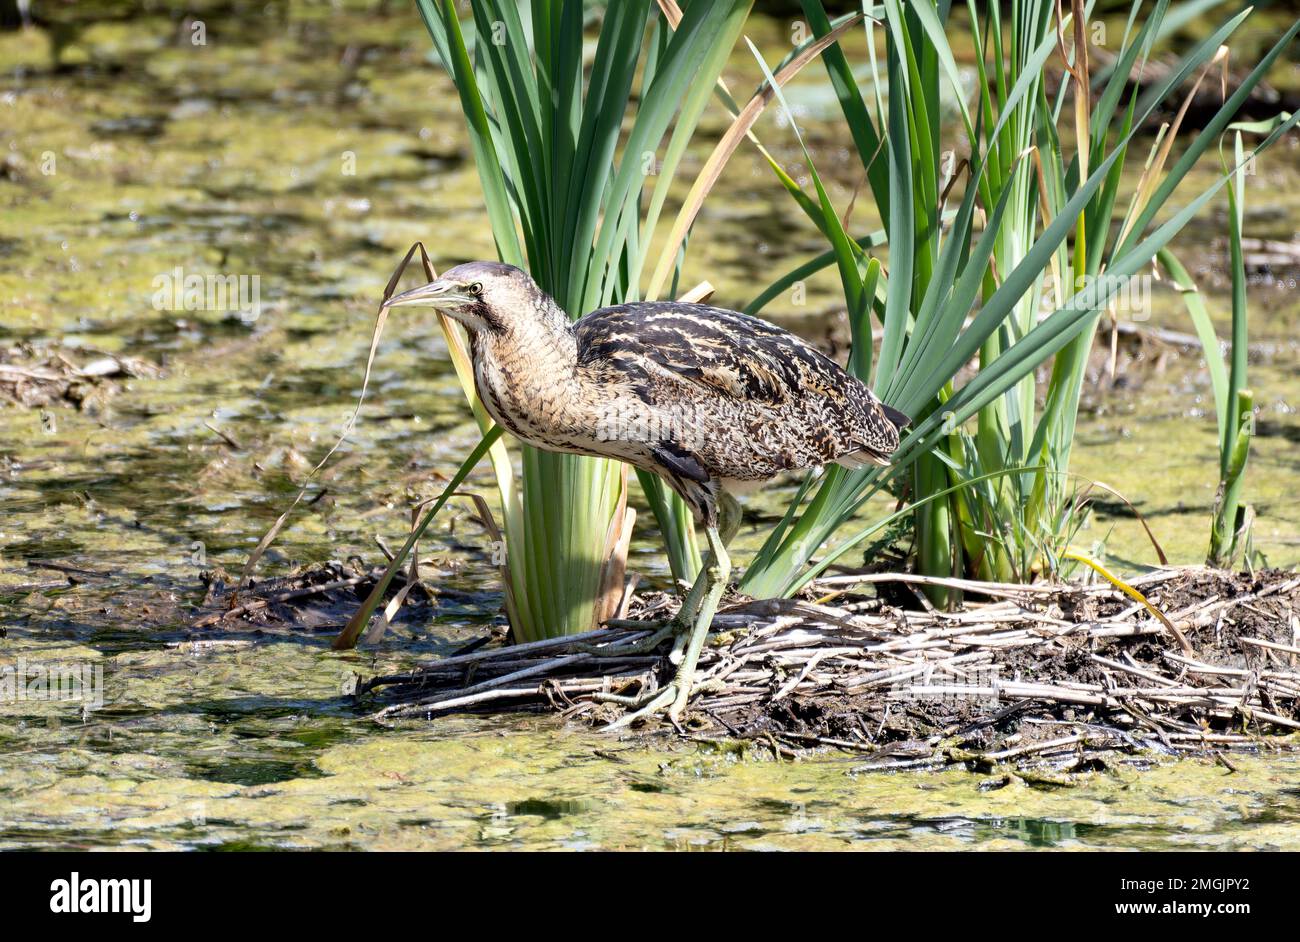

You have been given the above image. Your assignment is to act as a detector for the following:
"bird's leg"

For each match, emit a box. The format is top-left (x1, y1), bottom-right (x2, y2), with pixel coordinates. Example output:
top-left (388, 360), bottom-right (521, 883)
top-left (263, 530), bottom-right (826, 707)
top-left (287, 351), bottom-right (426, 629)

top-left (596, 493), bottom-right (739, 727)
top-left (601, 522), bottom-right (731, 729)
top-left (665, 561), bottom-right (711, 664)
top-left (668, 490), bottom-right (740, 664)
top-left (583, 492), bottom-right (741, 664)
top-left (667, 523), bottom-right (730, 721)
top-left (717, 489), bottom-right (743, 548)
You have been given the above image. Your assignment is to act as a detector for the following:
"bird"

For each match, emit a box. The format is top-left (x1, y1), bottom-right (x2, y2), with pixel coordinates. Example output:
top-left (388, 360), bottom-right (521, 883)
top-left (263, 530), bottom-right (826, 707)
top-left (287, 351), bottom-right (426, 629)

top-left (385, 260), bottom-right (909, 725)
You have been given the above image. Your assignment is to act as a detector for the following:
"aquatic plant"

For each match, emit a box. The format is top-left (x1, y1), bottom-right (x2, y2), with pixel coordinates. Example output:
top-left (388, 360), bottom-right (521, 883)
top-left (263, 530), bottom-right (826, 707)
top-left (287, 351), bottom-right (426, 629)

top-left (738, 0), bottom-right (1298, 600)
top-left (1162, 120), bottom-right (1284, 568)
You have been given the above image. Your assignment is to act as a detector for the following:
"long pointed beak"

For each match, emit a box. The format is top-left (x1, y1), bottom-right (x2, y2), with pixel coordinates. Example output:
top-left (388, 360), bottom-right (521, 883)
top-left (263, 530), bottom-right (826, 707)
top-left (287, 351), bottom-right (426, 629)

top-left (383, 279), bottom-right (471, 310)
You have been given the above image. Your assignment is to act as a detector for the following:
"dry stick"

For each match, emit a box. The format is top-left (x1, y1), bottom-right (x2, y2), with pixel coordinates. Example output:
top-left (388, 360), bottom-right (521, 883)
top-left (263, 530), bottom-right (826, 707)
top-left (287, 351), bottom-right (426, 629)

top-left (1163, 732), bottom-right (1255, 744)
top-left (357, 625), bottom-right (650, 693)
top-left (203, 421), bottom-right (242, 450)
top-left (1090, 654), bottom-right (1180, 688)
top-left (233, 241), bottom-right (431, 598)
top-left (975, 734), bottom-right (1090, 763)
top-left (377, 679), bottom-right (613, 719)
top-left (378, 653), bottom-right (592, 712)
top-left (26, 560), bottom-right (109, 579)
top-left (777, 731), bottom-right (876, 753)
top-left (819, 571), bottom-right (1057, 598)
top-left (377, 657), bottom-right (660, 696)
top-left (1216, 701), bottom-right (1300, 732)
top-left (852, 753), bottom-right (950, 772)
top-left (824, 567), bottom-right (1188, 597)
top-left (1241, 637), bottom-right (1300, 657)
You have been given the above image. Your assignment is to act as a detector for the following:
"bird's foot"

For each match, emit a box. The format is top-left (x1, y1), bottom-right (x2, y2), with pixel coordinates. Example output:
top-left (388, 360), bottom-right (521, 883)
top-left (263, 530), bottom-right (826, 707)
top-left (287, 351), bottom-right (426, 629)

top-left (594, 684), bottom-right (679, 731)
top-left (594, 657), bottom-right (719, 732)
top-left (571, 620), bottom-right (678, 657)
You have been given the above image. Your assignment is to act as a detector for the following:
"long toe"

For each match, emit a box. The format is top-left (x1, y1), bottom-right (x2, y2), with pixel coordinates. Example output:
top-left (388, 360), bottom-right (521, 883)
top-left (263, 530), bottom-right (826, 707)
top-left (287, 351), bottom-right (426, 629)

top-left (575, 622), bottom-right (675, 657)
top-left (602, 686), bottom-right (677, 731)
top-left (668, 672), bottom-right (694, 721)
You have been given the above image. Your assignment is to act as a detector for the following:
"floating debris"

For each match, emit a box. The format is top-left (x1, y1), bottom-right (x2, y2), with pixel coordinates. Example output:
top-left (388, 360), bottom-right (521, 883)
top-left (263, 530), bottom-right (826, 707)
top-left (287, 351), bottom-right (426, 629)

top-left (193, 558), bottom-right (491, 636)
top-left (0, 342), bottom-right (162, 412)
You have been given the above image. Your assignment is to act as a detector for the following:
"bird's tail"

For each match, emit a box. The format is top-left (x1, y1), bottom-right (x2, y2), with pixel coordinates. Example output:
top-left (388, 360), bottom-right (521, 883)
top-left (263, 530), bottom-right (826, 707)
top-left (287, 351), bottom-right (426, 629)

top-left (879, 401), bottom-right (911, 431)
top-left (835, 395), bottom-right (911, 472)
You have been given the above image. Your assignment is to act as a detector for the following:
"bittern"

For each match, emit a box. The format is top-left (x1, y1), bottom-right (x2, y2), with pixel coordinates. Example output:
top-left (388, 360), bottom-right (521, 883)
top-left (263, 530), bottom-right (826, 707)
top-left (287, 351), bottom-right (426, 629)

top-left (387, 261), bottom-right (908, 726)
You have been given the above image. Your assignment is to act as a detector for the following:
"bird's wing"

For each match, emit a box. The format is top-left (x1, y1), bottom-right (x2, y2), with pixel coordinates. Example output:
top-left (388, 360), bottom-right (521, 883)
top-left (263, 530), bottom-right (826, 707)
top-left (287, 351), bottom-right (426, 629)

top-left (574, 302), bottom-right (907, 473)
top-left (575, 302), bottom-right (834, 406)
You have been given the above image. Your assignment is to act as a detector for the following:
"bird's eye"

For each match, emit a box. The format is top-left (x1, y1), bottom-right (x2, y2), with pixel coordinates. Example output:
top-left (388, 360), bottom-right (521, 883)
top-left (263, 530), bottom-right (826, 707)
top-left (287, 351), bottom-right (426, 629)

top-left (468, 282), bottom-right (483, 296)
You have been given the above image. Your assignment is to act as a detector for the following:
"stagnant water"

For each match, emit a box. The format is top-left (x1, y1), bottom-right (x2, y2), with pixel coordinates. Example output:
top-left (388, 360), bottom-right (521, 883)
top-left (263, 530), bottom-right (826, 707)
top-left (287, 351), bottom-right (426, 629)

top-left (2, 2), bottom-right (1300, 850)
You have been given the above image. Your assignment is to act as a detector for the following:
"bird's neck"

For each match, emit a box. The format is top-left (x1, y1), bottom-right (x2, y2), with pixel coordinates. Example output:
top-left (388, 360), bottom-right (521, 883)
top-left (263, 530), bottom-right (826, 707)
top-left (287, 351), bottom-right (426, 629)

top-left (475, 297), bottom-right (578, 374)
top-left (469, 298), bottom-right (584, 442)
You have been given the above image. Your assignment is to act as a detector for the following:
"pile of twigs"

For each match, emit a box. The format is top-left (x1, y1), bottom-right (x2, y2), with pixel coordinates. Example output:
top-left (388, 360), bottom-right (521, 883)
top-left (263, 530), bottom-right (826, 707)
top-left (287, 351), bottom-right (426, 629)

top-left (356, 566), bottom-right (1300, 769)
top-left (0, 342), bottom-right (162, 411)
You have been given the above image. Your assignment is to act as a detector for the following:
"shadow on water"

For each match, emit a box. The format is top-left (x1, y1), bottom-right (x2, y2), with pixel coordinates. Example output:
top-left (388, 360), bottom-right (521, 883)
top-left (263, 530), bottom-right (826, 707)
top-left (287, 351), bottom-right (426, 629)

top-left (195, 759), bottom-right (326, 786)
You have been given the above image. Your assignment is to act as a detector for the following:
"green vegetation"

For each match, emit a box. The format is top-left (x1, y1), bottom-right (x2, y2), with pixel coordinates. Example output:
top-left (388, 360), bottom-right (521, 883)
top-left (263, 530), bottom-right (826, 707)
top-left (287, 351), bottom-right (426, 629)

top-left (739, 0), bottom-right (1297, 602)
top-left (1162, 119), bottom-right (1286, 568)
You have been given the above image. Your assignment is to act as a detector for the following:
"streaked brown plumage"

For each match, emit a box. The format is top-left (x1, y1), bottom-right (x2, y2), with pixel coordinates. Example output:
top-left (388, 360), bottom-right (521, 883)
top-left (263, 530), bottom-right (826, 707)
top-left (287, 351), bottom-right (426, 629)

top-left (389, 261), bottom-right (907, 527)
top-left (385, 260), bottom-right (908, 724)
top-left (574, 301), bottom-right (908, 510)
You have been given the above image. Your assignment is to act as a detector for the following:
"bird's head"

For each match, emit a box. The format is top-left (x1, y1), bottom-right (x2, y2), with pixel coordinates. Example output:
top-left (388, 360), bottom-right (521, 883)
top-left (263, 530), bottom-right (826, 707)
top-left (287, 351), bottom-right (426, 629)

top-left (383, 261), bottom-right (550, 335)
